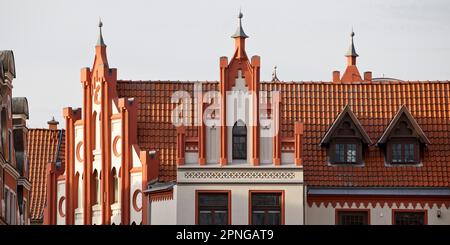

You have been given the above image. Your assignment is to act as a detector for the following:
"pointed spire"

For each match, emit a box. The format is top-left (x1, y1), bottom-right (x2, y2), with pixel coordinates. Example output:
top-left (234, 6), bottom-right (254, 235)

top-left (97, 18), bottom-right (106, 46)
top-left (345, 29), bottom-right (358, 57)
top-left (272, 65), bottom-right (280, 82)
top-left (47, 116), bottom-right (59, 130)
top-left (231, 10), bottom-right (249, 39)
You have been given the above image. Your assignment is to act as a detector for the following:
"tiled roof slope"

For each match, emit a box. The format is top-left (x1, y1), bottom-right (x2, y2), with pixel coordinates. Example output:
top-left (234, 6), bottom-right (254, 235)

top-left (28, 129), bottom-right (65, 222)
top-left (117, 80), bottom-right (450, 187)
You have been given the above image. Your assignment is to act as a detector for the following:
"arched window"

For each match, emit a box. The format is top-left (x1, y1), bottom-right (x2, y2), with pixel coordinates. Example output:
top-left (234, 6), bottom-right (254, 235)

top-left (92, 112), bottom-right (97, 150)
top-left (78, 174), bottom-right (83, 209)
top-left (74, 173), bottom-right (80, 209)
top-left (112, 168), bottom-right (119, 203)
top-left (93, 170), bottom-right (100, 205)
top-left (232, 120), bottom-right (247, 160)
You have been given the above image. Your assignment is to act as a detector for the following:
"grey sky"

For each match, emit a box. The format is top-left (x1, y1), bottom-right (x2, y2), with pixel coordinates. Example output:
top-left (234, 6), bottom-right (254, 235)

top-left (1, 0), bottom-right (449, 128)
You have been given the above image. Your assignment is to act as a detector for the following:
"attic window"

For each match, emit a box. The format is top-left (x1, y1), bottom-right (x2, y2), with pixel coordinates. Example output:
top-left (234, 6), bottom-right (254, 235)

top-left (331, 140), bottom-right (361, 164)
top-left (378, 106), bottom-right (430, 165)
top-left (320, 106), bottom-right (371, 165)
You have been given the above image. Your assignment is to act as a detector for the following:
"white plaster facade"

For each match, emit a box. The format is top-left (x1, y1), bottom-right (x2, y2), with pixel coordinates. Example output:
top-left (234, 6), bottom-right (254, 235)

top-left (150, 167), bottom-right (304, 225)
top-left (307, 202), bottom-right (450, 225)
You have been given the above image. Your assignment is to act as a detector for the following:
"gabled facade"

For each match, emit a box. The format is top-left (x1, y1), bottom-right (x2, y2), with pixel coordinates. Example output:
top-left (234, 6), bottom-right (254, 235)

top-left (43, 15), bottom-right (450, 225)
top-left (45, 21), bottom-right (158, 225)
top-left (28, 119), bottom-right (65, 224)
top-left (148, 12), bottom-right (304, 225)
top-left (0, 50), bottom-right (31, 225)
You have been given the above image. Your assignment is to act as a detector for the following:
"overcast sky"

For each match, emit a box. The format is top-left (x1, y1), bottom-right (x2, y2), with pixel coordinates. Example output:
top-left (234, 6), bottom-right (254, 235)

top-left (1, 0), bottom-right (450, 128)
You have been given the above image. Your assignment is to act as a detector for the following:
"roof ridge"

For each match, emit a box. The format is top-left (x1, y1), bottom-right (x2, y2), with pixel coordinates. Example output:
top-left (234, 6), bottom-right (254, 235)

top-left (117, 79), bottom-right (450, 84)
top-left (29, 128), bottom-right (65, 131)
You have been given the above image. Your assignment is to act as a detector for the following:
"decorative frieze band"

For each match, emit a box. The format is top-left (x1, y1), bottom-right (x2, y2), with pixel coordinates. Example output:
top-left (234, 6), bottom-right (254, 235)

top-left (177, 167), bottom-right (303, 184)
top-left (184, 171), bottom-right (295, 179)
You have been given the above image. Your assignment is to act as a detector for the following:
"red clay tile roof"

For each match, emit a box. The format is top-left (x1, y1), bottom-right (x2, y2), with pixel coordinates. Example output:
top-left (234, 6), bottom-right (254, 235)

top-left (28, 128), bottom-right (65, 222)
top-left (116, 80), bottom-right (450, 187)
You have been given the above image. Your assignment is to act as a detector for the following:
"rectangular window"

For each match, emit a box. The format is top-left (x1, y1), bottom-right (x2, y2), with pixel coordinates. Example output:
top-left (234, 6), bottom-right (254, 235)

top-left (11, 193), bottom-right (16, 225)
top-left (346, 144), bottom-right (356, 162)
top-left (392, 143), bottom-right (402, 162)
top-left (336, 210), bottom-right (369, 225)
top-left (404, 144), bottom-right (415, 162)
top-left (23, 200), bottom-right (27, 225)
top-left (4, 188), bottom-right (9, 223)
top-left (334, 143), bottom-right (357, 163)
top-left (391, 143), bottom-right (417, 163)
top-left (250, 192), bottom-right (283, 225)
top-left (393, 211), bottom-right (426, 225)
top-left (197, 192), bottom-right (229, 225)
top-left (335, 144), bottom-right (345, 162)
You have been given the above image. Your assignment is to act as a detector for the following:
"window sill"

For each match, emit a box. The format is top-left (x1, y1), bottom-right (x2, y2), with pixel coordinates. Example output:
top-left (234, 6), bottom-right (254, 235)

top-left (328, 162), bottom-right (365, 167)
top-left (386, 162), bottom-right (422, 167)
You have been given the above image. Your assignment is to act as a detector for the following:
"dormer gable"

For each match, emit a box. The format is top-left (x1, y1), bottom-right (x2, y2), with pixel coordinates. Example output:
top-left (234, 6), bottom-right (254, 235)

top-left (378, 105), bottom-right (430, 165)
top-left (320, 105), bottom-right (371, 146)
top-left (377, 105), bottom-right (430, 145)
top-left (320, 105), bottom-right (371, 164)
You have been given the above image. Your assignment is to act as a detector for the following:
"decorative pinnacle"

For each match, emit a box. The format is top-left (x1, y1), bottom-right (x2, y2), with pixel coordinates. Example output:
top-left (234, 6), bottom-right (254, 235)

top-left (345, 28), bottom-right (358, 57)
top-left (272, 65), bottom-right (280, 82)
top-left (97, 17), bottom-right (106, 46)
top-left (231, 10), bottom-right (249, 38)
top-left (47, 116), bottom-right (59, 125)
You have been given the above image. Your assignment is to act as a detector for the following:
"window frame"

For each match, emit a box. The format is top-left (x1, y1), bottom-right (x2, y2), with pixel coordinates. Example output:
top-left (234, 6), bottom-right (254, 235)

top-left (387, 138), bottom-right (420, 164)
top-left (392, 210), bottom-right (427, 225)
top-left (330, 139), bottom-right (362, 164)
top-left (4, 187), bottom-right (9, 223)
top-left (92, 170), bottom-right (100, 205)
top-left (112, 168), bottom-right (119, 204)
top-left (335, 209), bottom-right (370, 225)
top-left (249, 190), bottom-right (285, 225)
top-left (195, 190), bottom-right (231, 225)
top-left (232, 121), bottom-right (247, 160)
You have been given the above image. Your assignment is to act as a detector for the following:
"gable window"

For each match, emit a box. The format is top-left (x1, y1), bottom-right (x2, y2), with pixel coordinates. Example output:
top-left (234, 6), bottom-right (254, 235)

top-left (250, 192), bottom-right (284, 225)
top-left (232, 121), bottom-right (247, 160)
top-left (196, 192), bottom-right (230, 225)
top-left (336, 210), bottom-right (369, 225)
top-left (393, 210), bottom-right (426, 225)
top-left (378, 106), bottom-right (430, 165)
top-left (320, 106), bottom-right (372, 165)
top-left (391, 142), bottom-right (417, 163)
top-left (334, 143), bottom-right (357, 163)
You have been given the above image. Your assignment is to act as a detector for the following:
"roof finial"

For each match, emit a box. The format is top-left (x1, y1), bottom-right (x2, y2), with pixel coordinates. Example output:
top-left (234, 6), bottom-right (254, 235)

top-left (272, 65), bottom-right (280, 82)
top-left (345, 28), bottom-right (358, 57)
top-left (231, 9), bottom-right (249, 38)
top-left (97, 17), bottom-right (106, 46)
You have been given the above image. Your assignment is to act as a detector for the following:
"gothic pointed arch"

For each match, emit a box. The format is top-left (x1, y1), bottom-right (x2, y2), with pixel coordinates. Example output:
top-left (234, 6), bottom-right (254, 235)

top-left (232, 120), bottom-right (247, 160)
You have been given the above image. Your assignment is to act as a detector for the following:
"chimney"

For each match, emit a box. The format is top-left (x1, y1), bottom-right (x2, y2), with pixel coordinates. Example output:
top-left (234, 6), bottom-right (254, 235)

top-left (332, 71), bottom-right (341, 83)
top-left (364, 71), bottom-right (372, 82)
top-left (47, 116), bottom-right (59, 130)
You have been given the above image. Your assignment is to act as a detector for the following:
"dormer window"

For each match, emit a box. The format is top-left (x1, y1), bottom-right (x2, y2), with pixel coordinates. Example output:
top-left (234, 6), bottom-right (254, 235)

top-left (378, 105), bottom-right (430, 165)
top-left (335, 142), bottom-right (357, 163)
top-left (391, 142), bottom-right (417, 163)
top-left (320, 106), bottom-right (372, 165)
